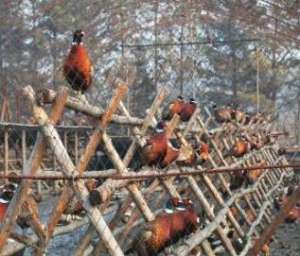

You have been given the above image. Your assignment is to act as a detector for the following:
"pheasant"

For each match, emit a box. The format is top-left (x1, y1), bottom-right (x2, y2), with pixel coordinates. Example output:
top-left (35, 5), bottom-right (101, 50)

top-left (63, 30), bottom-right (93, 97)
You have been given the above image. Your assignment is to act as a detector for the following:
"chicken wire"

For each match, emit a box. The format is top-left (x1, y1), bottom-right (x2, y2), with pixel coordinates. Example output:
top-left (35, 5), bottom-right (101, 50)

top-left (0, 0), bottom-right (299, 138)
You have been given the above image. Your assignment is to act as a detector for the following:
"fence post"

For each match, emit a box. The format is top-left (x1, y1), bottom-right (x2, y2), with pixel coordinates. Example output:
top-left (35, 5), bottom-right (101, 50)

top-left (4, 129), bottom-right (8, 182)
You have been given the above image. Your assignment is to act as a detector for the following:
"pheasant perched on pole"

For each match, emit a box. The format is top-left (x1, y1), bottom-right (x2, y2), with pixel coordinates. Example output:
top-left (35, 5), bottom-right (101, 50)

top-left (63, 30), bottom-right (93, 100)
top-left (162, 96), bottom-right (185, 121)
top-left (130, 198), bottom-right (200, 256)
top-left (212, 104), bottom-right (235, 123)
top-left (180, 98), bottom-right (197, 122)
top-left (140, 121), bottom-right (168, 168)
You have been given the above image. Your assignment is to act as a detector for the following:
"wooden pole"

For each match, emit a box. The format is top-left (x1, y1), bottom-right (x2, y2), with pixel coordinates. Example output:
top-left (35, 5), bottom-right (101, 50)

top-left (26, 86), bottom-right (125, 256)
top-left (21, 130), bottom-right (27, 169)
top-left (40, 83), bottom-right (128, 255)
top-left (196, 118), bottom-right (245, 238)
top-left (0, 86), bottom-right (68, 252)
top-left (4, 129), bottom-right (8, 182)
top-left (175, 155), bottom-right (289, 256)
top-left (249, 184), bottom-right (300, 256)
top-left (121, 89), bottom-right (167, 166)
top-left (37, 88), bottom-right (143, 126)
top-left (23, 196), bottom-right (47, 249)
top-left (102, 132), bottom-right (154, 221)
top-left (2, 85), bottom-right (288, 256)
top-left (81, 90), bottom-right (167, 255)
top-left (195, 109), bottom-right (286, 254)
top-left (74, 131), bottom-right (79, 165)
top-left (53, 149), bottom-right (59, 192)
top-left (176, 129), bottom-right (238, 254)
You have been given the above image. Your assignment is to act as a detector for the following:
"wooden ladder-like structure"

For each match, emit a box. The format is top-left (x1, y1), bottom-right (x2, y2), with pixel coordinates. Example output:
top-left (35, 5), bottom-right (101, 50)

top-left (0, 82), bottom-right (294, 256)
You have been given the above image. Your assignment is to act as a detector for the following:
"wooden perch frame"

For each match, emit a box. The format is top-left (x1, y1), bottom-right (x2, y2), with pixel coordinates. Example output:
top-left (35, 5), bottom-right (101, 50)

top-left (0, 86), bottom-right (69, 252)
top-left (0, 84), bottom-right (295, 256)
top-left (37, 88), bottom-right (143, 125)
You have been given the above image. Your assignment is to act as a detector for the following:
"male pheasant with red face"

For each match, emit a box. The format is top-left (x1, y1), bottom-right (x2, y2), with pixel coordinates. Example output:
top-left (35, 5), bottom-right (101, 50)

top-left (180, 98), bottom-right (197, 122)
top-left (63, 30), bottom-right (93, 95)
top-left (162, 96), bottom-right (185, 121)
top-left (141, 122), bottom-right (168, 167)
top-left (131, 199), bottom-right (199, 256)
top-left (133, 214), bottom-right (172, 256)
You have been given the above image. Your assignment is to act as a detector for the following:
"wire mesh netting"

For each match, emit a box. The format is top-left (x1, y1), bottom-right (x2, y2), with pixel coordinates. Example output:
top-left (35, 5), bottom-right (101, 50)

top-left (0, 1), bottom-right (299, 143)
top-left (0, 1), bottom-right (299, 256)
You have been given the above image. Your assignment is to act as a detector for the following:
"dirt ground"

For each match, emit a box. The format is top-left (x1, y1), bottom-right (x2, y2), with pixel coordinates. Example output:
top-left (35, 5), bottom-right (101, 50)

top-left (270, 220), bottom-right (300, 256)
top-left (21, 195), bottom-right (300, 256)
top-left (30, 219), bottom-right (300, 256)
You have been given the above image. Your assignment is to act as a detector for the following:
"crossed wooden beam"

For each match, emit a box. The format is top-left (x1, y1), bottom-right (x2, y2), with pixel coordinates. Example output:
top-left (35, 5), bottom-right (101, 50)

top-left (0, 83), bottom-right (294, 256)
